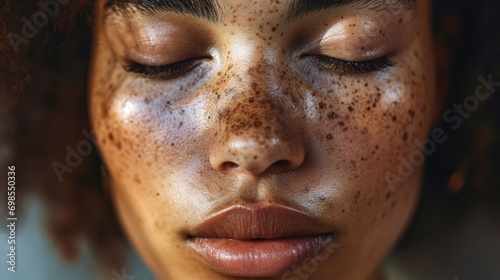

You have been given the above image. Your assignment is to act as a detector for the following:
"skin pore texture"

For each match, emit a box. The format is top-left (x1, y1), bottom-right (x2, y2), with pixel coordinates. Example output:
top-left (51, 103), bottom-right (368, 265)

top-left (89, 0), bottom-right (437, 279)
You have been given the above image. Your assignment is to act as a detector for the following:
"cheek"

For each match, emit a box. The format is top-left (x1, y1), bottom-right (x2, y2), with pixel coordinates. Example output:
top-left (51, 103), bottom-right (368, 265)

top-left (91, 49), bottom-right (188, 160)
top-left (100, 105), bottom-right (184, 177)
top-left (317, 59), bottom-right (429, 183)
top-left (89, 44), bottom-right (228, 229)
top-left (305, 63), bottom-right (430, 228)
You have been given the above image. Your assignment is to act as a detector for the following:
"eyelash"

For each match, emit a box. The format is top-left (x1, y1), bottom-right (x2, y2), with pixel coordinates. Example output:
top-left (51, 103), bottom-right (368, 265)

top-left (312, 56), bottom-right (393, 73)
top-left (123, 58), bottom-right (201, 79)
top-left (123, 55), bottom-right (392, 79)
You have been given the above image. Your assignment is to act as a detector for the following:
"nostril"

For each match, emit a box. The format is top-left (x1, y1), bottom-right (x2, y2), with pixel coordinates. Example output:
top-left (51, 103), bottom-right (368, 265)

top-left (221, 162), bottom-right (239, 170)
top-left (272, 160), bottom-right (291, 168)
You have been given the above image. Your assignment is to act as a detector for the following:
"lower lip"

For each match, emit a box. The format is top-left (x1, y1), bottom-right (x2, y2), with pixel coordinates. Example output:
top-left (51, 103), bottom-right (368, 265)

top-left (187, 234), bottom-right (335, 277)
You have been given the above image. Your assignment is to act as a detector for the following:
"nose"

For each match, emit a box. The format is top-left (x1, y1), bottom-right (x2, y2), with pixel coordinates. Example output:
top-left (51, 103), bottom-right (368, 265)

top-left (209, 88), bottom-right (305, 176)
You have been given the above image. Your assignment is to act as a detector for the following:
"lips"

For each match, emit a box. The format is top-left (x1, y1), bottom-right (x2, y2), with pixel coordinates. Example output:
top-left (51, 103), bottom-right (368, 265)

top-left (187, 204), bottom-right (335, 277)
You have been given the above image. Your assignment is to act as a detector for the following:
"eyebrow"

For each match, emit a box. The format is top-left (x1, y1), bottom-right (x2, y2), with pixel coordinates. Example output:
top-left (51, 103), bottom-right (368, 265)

top-left (105, 0), bottom-right (414, 23)
top-left (105, 0), bottom-right (222, 22)
top-left (287, 0), bottom-right (415, 21)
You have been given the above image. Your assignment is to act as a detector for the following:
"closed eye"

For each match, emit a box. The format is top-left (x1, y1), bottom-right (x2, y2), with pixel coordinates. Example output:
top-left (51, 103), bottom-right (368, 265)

top-left (123, 58), bottom-right (202, 80)
top-left (312, 56), bottom-right (393, 74)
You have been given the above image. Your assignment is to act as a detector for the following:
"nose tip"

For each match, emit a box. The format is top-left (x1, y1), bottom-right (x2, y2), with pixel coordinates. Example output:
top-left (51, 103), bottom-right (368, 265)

top-left (210, 134), bottom-right (305, 175)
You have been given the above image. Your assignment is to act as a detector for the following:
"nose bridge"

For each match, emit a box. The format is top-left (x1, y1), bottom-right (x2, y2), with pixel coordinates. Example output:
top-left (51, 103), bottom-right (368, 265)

top-left (219, 79), bottom-right (291, 153)
top-left (209, 66), bottom-right (305, 175)
top-left (220, 60), bottom-right (291, 137)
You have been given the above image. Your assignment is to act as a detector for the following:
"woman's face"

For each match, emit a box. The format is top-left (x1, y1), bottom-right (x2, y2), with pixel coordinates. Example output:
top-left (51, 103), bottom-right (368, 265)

top-left (89, 0), bottom-right (436, 279)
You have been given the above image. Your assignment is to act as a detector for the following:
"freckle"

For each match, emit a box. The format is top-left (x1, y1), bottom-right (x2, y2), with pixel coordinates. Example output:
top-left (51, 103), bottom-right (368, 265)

top-left (381, 212), bottom-right (386, 219)
top-left (391, 201), bottom-right (397, 209)
top-left (326, 134), bottom-right (333, 140)
top-left (392, 116), bottom-right (397, 122)
top-left (134, 175), bottom-right (141, 184)
top-left (402, 132), bottom-right (408, 141)
top-left (354, 191), bottom-right (361, 199)
top-left (328, 111), bottom-right (337, 120)
top-left (385, 192), bottom-right (392, 200)
top-left (171, 142), bottom-right (175, 146)
top-left (348, 106), bottom-right (354, 112)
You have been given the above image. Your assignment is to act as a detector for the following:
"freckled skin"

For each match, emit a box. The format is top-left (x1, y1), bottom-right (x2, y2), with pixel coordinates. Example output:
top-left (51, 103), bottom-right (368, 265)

top-left (89, 0), bottom-right (437, 279)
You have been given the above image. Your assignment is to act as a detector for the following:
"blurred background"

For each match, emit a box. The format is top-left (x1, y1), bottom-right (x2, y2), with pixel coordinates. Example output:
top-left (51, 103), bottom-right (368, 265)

top-left (1, 0), bottom-right (499, 279)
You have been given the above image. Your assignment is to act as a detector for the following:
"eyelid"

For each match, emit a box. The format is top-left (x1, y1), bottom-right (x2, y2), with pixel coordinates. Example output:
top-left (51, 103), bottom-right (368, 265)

top-left (123, 58), bottom-right (204, 79)
top-left (310, 55), bottom-right (393, 73)
top-left (104, 13), bottom-right (217, 63)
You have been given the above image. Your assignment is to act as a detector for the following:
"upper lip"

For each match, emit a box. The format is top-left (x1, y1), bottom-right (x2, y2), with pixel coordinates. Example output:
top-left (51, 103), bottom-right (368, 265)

top-left (190, 204), bottom-right (332, 240)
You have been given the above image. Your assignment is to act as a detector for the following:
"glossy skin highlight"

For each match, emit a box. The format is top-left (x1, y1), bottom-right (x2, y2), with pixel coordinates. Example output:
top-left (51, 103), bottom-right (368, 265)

top-left (89, 0), bottom-right (437, 279)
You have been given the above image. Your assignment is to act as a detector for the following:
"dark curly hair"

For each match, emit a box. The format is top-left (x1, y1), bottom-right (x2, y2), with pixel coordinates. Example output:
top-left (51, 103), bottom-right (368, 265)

top-left (1, 0), bottom-right (499, 275)
top-left (1, 0), bottom-right (125, 272)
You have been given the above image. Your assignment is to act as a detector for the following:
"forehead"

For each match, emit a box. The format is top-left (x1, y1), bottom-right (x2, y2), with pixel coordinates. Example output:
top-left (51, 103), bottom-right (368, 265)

top-left (104, 0), bottom-right (416, 23)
